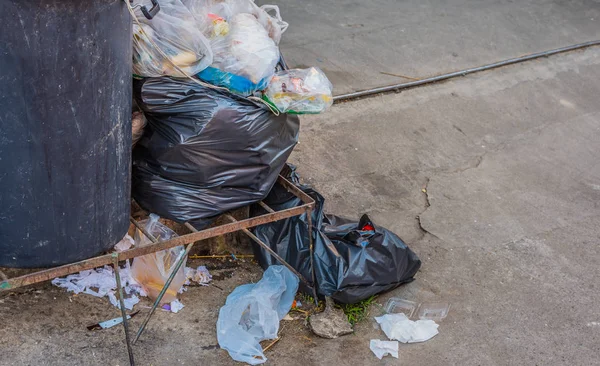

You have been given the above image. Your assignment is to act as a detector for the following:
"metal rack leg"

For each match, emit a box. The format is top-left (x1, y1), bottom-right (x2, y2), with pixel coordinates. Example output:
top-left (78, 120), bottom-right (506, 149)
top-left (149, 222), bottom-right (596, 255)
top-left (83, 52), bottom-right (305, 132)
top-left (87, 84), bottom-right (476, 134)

top-left (133, 223), bottom-right (199, 344)
top-left (112, 253), bottom-right (135, 366)
top-left (305, 207), bottom-right (319, 306)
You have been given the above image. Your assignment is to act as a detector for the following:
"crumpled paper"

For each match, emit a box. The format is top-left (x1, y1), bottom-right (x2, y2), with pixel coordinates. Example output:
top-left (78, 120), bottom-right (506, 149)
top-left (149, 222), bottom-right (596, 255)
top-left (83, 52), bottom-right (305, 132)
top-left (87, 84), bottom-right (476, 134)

top-left (370, 339), bottom-right (399, 359)
top-left (185, 266), bottom-right (213, 286)
top-left (51, 264), bottom-right (142, 310)
top-left (375, 313), bottom-right (439, 343)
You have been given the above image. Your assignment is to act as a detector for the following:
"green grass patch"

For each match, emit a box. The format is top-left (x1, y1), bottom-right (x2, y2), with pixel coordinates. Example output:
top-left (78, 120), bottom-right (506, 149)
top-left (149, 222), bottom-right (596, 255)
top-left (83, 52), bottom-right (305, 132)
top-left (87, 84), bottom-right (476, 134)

top-left (336, 295), bottom-right (377, 326)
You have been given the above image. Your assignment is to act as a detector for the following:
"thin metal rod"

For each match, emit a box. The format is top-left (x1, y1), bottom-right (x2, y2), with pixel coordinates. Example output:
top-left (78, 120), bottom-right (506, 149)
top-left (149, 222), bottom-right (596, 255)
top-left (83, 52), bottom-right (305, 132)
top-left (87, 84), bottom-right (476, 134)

top-left (133, 239), bottom-right (194, 344)
top-left (305, 208), bottom-right (319, 306)
top-left (223, 214), bottom-right (310, 288)
top-left (277, 175), bottom-right (315, 206)
top-left (333, 40), bottom-right (600, 103)
top-left (258, 201), bottom-right (275, 213)
top-left (112, 253), bottom-right (135, 366)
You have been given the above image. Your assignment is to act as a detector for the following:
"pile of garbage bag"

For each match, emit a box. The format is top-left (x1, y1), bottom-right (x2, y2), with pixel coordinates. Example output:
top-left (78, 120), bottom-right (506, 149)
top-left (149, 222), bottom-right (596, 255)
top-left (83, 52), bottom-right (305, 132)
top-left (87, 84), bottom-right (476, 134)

top-left (132, 77), bottom-right (299, 227)
top-left (128, 0), bottom-right (334, 224)
top-left (129, 0), bottom-right (332, 108)
top-left (250, 165), bottom-right (422, 304)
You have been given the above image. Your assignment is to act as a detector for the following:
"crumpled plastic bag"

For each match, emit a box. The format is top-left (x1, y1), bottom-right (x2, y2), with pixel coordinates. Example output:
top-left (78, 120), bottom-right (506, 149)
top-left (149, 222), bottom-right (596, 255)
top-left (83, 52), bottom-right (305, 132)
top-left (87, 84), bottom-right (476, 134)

top-left (369, 339), bottom-right (399, 359)
top-left (132, 0), bottom-right (212, 77)
top-left (183, 0), bottom-right (288, 44)
top-left (217, 266), bottom-right (299, 365)
top-left (263, 67), bottom-right (333, 114)
top-left (197, 13), bottom-right (280, 95)
top-left (131, 214), bottom-right (187, 304)
top-left (375, 313), bottom-right (439, 343)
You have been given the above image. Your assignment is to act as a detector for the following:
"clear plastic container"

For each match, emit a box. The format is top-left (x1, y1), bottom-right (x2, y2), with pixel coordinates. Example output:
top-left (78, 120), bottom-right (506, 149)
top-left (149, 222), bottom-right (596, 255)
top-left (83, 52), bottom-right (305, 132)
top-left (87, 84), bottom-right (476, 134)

top-left (384, 298), bottom-right (418, 318)
top-left (417, 302), bottom-right (450, 321)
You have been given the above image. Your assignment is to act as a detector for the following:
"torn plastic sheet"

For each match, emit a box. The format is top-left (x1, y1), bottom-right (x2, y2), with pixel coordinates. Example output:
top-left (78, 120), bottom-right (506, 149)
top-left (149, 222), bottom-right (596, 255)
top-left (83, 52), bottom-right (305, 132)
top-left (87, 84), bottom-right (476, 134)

top-left (369, 339), bottom-right (399, 359)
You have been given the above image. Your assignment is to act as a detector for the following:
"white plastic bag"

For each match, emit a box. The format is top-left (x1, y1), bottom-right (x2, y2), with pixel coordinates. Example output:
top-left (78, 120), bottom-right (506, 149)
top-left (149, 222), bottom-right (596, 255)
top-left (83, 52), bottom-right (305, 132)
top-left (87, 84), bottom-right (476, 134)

top-left (183, 0), bottom-right (288, 44)
top-left (217, 266), bottom-right (299, 365)
top-left (132, 0), bottom-right (212, 77)
top-left (197, 12), bottom-right (280, 95)
top-left (131, 214), bottom-right (187, 304)
top-left (263, 67), bottom-right (334, 114)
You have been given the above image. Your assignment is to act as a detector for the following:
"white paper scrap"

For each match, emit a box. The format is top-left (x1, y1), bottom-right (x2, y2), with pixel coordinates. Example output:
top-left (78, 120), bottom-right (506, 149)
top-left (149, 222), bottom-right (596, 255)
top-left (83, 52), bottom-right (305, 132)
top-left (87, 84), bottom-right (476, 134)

top-left (370, 339), bottom-right (399, 359)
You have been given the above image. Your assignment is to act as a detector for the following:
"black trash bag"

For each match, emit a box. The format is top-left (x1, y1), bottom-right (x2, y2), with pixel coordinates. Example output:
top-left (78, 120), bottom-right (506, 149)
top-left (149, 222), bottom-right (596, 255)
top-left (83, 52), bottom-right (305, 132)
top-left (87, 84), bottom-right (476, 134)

top-left (132, 77), bottom-right (300, 227)
top-left (251, 165), bottom-right (422, 304)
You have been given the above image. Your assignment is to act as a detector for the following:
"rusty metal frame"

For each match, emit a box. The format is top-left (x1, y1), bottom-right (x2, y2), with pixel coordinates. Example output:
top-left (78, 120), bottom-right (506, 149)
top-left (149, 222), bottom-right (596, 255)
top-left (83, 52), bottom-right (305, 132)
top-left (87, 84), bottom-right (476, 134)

top-left (0, 175), bottom-right (314, 292)
top-left (0, 175), bottom-right (317, 365)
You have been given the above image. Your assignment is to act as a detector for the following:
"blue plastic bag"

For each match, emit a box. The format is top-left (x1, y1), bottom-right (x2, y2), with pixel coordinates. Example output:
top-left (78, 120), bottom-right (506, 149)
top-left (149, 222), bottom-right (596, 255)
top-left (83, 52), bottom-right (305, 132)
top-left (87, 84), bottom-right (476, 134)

top-left (217, 266), bottom-right (299, 364)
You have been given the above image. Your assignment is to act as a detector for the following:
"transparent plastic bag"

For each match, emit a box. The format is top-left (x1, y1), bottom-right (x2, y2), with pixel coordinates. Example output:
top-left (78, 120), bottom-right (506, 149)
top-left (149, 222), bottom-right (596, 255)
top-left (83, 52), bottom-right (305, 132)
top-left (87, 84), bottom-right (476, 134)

top-left (183, 0), bottom-right (288, 44)
top-left (197, 13), bottom-right (280, 95)
top-left (131, 214), bottom-right (187, 304)
top-left (217, 266), bottom-right (299, 365)
top-left (132, 0), bottom-right (212, 77)
top-left (263, 67), bottom-right (334, 114)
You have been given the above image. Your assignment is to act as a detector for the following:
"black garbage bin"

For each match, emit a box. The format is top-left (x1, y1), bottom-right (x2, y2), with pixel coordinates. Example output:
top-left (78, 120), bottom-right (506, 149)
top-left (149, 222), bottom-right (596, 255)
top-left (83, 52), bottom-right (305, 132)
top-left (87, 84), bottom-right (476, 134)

top-left (0, 0), bottom-right (132, 267)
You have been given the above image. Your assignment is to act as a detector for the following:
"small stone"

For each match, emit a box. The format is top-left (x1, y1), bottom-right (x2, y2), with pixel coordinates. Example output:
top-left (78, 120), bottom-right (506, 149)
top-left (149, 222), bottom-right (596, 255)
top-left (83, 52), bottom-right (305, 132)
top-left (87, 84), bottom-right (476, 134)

top-left (309, 297), bottom-right (353, 339)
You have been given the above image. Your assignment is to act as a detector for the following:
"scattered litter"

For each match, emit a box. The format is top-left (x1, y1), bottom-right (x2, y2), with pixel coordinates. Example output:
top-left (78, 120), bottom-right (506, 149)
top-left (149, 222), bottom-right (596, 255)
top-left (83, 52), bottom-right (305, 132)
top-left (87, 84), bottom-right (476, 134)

top-left (87, 311), bottom-right (140, 331)
top-left (185, 266), bottom-right (213, 286)
top-left (51, 264), bottom-right (142, 310)
top-left (262, 67), bottom-right (333, 114)
top-left (131, 214), bottom-right (187, 304)
top-left (108, 292), bottom-right (141, 310)
top-left (114, 234), bottom-right (135, 252)
top-left (170, 299), bottom-right (185, 313)
top-left (385, 298), bottom-right (418, 318)
top-left (375, 313), bottom-right (439, 343)
top-left (369, 339), bottom-right (399, 360)
top-left (217, 266), bottom-right (299, 365)
top-left (385, 298), bottom-right (450, 322)
top-left (309, 297), bottom-right (353, 339)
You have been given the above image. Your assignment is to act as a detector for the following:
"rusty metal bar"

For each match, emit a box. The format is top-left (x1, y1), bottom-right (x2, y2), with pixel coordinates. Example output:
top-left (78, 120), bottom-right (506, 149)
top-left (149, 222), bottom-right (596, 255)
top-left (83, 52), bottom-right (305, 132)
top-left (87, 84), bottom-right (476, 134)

top-left (0, 175), bottom-right (315, 293)
top-left (1, 206), bottom-right (307, 291)
top-left (277, 175), bottom-right (314, 205)
top-left (112, 253), bottom-right (135, 366)
top-left (258, 201), bottom-right (275, 213)
top-left (223, 214), bottom-right (310, 288)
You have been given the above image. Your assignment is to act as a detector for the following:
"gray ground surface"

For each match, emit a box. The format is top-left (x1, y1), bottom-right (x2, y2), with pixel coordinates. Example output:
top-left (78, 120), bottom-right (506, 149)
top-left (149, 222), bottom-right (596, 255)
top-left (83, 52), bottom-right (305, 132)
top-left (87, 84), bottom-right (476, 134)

top-left (2, 2), bottom-right (600, 365)
top-left (272, 0), bottom-right (600, 95)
